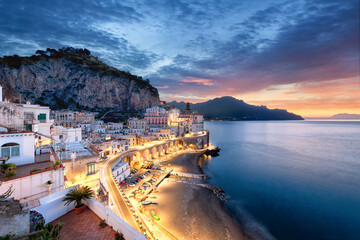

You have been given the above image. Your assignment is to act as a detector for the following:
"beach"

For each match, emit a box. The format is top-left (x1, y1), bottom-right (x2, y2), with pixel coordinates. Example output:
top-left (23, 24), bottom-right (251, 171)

top-left (144, 152), bottom-right (251, 240)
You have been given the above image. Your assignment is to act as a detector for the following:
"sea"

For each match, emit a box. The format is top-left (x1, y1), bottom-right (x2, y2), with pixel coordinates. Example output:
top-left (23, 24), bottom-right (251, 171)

top-left (202, 120), bottom-right (360, 240)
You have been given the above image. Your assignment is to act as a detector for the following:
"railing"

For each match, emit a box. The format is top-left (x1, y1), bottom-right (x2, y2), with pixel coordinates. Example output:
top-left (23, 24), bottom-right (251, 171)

top-left (50, 146), bottom-right (61, 163)
top-left (86, 198), bottom-right (146, 240)
top-left (89, 144), bottom-right (100, 154)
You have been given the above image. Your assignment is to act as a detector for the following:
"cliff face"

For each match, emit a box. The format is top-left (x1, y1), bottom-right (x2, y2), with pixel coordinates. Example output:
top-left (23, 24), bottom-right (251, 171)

top-left (0, 48), bottom-right (160, 112)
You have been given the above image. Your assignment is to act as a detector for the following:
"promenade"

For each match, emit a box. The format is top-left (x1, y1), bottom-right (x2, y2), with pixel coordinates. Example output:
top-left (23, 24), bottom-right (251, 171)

top-left (99, 133), bottom-right (208, 239)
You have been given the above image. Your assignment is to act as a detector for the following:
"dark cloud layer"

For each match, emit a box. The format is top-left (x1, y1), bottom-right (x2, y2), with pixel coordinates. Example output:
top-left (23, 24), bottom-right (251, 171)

top-left (0, 0), bottom-right (358, 101)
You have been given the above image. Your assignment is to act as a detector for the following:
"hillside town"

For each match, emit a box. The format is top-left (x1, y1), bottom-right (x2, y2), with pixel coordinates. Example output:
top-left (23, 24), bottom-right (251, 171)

top-left (0, 85), bottom-right (210, 240)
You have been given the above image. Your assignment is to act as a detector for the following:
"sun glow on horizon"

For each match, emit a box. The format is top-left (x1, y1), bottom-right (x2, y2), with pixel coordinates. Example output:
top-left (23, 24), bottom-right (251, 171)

top-left (161, 77), bottom-right (360, 118)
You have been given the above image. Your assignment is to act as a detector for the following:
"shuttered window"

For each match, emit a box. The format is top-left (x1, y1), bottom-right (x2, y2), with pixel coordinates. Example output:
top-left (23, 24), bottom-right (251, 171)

top-left (38, 113), bottom-right (46, 120)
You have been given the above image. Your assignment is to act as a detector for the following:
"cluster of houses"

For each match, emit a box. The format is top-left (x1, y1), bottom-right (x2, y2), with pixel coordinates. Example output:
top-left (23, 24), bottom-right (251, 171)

top-left (0, 85), bottom-right (204, 207)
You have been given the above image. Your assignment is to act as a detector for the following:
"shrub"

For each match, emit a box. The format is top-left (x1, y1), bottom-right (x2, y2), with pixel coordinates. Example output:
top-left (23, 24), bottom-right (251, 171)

top-left (99, 219), bottom-right (106, 227)
top-left (30, 168), bottom-right (41, 174)
top-left (5, 170), bottom-right (16, 178)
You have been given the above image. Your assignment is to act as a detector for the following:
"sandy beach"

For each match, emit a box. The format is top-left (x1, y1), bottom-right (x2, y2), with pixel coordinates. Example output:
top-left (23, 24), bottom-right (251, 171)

top-left (143, 152), bottom-right (251, 240)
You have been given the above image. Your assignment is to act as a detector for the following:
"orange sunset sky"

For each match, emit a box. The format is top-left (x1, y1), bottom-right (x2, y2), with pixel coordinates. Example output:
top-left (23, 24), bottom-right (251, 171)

top-left (1, 0), bottom-right (359, 118)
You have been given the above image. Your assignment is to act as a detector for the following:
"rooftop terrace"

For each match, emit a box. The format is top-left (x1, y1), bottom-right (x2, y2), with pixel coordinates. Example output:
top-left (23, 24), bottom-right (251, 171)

top-left (50, 207), bottom-right (117, 240)
top-left (0, 153), bottom-right (54, 181)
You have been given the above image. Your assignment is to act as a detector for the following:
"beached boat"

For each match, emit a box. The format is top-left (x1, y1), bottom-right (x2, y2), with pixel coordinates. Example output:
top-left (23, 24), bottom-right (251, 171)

top-left (151, 211), bottom-right (160, 221)
top-left (142, 201), bottom-right (152, 205)
top-left (141, 196), bottom-right (148, 201)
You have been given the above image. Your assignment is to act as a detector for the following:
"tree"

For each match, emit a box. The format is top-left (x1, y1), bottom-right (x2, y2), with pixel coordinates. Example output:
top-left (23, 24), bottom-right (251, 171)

top-left (0, 182), bottom-right (13, 200)
top-left (29, 220), bottom-right (63, 240)
top-left (62, 185), bottom-right (94, 208)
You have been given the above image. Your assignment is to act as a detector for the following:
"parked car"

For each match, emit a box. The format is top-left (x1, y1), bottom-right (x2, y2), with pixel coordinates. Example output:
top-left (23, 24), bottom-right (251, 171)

top-left (129, 183), bottom-right (135, 187)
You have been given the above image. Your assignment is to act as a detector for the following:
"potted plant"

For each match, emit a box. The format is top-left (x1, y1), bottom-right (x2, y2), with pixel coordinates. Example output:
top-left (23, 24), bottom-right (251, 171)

top-left (99, 219), bottom-right (106, 228)
top-left (5, 170), bottom-right (16, 178)
top-left (62, 185), bottom-right (94, 214)
top-left (46, 180), bottom-right (53, 194)
top-left (8, 163), bottom-right (16, 171)
top-left (115, 232), bottom-right (125, 240)
top-left (54, 160), bottom-right (61, 168)
top-left (96, 188), bottom-right (102, 199)
top-left (30, 168), bottom-right (41, 174)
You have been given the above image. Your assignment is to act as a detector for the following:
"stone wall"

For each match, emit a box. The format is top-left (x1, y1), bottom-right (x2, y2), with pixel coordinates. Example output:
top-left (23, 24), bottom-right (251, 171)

top-left (0, 198), bottom-right (29, 237)
top-left (0, 102), bottom-right (24, 129)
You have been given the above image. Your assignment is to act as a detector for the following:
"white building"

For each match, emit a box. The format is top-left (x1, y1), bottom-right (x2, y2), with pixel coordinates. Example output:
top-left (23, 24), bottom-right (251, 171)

top-left (107, 122), bottom-right (123, 131)
top-left (112, 139), bottom-right (130, 153)
top-left (21, 102), bottom-right (53, 137)
top-left (145, 106), bottom-right (166, 115)
top-left (0, 126), bottom-right (35, 165)
top-left (127, 118), bottom-right (147, 132)
top-left (153, 128), bottom-right (172, 139)
top-left (191, 113), bottom-right (204, 133)
top-left (91, 121), bottom-right (106, 133)
top-left (113, 161), bottom-right (130, 182)
top-left (168, 107), bottom-right (180, 122)
top-left (0, 87), bottom-right (52, 140)
top-left (120, 135), bottom-right (137, 147)
top-left (52, 126), bottom-right (82, 143)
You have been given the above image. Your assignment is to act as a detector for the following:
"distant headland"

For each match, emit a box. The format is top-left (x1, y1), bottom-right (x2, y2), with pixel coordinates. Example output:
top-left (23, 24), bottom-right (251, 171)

top-left (167, 96), bottom-right (304, 120)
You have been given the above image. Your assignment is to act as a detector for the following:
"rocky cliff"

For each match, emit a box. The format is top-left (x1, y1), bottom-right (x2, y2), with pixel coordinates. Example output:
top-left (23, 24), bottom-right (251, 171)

top-left (0, 48), bottom-right (160, 112)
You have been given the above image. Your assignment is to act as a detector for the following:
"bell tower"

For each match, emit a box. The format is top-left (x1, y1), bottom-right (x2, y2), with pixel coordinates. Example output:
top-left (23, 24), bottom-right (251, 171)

top-left (185, 102), bottom-right (190, 114)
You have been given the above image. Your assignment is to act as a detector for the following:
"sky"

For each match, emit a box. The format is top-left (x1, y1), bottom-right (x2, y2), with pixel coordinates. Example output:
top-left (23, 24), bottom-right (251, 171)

top-left (0, 0), bottom-right (359, 117)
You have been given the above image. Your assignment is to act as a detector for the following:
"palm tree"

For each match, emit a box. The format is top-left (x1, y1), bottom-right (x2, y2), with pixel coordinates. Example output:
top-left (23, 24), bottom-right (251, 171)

top-left (63, 185), bottom-right (94, 210)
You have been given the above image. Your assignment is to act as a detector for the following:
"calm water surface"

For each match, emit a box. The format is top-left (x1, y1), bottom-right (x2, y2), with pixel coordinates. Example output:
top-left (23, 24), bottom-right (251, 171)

top-left (203, 120), bottom-right (360, 240)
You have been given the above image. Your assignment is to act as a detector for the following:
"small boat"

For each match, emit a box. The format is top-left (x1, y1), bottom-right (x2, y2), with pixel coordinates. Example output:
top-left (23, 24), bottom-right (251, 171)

top-left (151, 211), bottom-right (160, 221)
top-left (141, 196), bottom-right (148, 201)
top-left (141, 201), bottom-right (152, 205)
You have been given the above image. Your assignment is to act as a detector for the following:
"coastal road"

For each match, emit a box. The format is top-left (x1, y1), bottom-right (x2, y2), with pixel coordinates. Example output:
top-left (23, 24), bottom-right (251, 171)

top-left (99, 133), bottom-right (208, 238)
top-left (100, 151), bottom-right (140, 231)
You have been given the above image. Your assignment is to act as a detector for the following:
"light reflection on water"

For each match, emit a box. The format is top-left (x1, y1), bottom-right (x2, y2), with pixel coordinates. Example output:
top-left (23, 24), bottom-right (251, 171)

top-left (203, 120), bottom-right (360, 240)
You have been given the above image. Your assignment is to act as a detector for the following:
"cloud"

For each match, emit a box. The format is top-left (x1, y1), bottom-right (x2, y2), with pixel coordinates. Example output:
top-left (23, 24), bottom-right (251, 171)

top-left (0, 0), bottom-right (160, 72)
top-left (0, 0), bottom-right (358, 116)
top-left (243, 77), bottom-right (360, 117)
top-left (154, 85), bottom-right (169, 89)
top-left (180, 78), bottom-right (215, 86)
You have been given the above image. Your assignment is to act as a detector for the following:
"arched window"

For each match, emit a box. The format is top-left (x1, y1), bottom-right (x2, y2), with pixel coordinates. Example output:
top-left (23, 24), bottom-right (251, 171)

top-left (1, 143), bottom-right (20, 158)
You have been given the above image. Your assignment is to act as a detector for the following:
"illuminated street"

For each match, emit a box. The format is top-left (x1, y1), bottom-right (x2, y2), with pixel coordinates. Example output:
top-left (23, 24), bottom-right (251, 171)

top-left (99, 133), bottom-right (209, 239)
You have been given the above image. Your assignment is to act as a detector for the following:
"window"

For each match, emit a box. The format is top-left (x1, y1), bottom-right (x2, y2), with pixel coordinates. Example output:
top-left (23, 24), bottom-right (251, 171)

top-left (25, 124), bottom-right (32, 131)
top-left (11, 146), bottom-right (19, 157)
top-left (87, 164), bottom-right (95, 175)
top-left (38, 113), bottom-right (46, 120)
top-left (1, 143), bottom-right (20, 158)
top-left (1, 148), bottom-right (10, 158)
